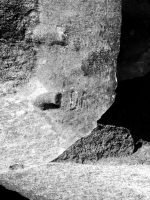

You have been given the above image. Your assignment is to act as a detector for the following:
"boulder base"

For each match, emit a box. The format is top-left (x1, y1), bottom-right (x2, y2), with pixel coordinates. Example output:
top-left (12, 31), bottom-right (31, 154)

top-left (52, 125), bottom-right (135, 164)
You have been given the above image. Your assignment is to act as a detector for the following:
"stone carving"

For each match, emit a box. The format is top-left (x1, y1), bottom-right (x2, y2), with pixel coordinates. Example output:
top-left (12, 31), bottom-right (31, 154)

top-left (69, 90), bottom-right (78, 110)
top-left (68, 90), bottom-right (89, 111)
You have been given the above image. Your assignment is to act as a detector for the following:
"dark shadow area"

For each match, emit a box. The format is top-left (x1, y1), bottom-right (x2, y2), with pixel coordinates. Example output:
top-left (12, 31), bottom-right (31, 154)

top-left (55, 92), bottom-right (62, 106)
top-left (117, 0), bottom-right (150, 81)
top-left (98, 0), bottom-right (150, 150)
top-left (49, 40), bottom-right (68, 47)
top-left (133, 141), bottom-right (143, 153)
top-left (41, 93), bottom-right (62, 110)
top-left (98, 71), bottom-right (150, 143)
top-left (0, 1), bottom-right (33, 42)
top-left (0, 185), bottom-right (28, 200)
top-left (42, 103), bottom-right (60, 110)
top-left (33, 92), bottom-right (62, 111)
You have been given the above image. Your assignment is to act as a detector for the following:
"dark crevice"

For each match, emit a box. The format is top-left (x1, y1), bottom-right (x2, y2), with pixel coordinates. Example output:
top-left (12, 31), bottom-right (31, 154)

top-left (42, 103), bottom-right (60, 110)
top-left (98, 71), bottom-right (150, 151)
top-left (49, 40), bottom-right (68, 47)
top-left (133, 141), bottom-right (143, 153)
top-left (0, 0), bottom-right (27, 42)
top-left (98, 0), bottom-right (150, 153)
top-left (33, 92), bottom-right (62, 111)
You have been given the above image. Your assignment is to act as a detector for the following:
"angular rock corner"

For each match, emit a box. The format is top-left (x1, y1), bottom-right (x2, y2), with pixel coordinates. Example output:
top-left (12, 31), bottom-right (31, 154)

top-left (0, 0), bottom-right (122, 199)
top-left (52, 125), bottom-right (135, 164)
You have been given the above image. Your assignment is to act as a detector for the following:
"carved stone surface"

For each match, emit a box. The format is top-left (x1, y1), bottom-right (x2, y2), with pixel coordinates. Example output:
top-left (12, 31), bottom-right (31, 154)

top-left (0, 0), bottom-right (121, 199)
top-left (32, 0), bottom-right (121, 140)
top-left (0, 0), bottom-right (121, 164)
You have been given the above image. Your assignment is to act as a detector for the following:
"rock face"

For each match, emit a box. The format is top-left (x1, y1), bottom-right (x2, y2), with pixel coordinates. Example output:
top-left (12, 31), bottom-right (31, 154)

top-left (0, 0), bottom-right (121, 168)
top-left (31, 0), bottom-right (120, 139)
top-left (98, 71), bottom-right (150, 143)
top-left (0, 0), bottom-right (38, 93)
top-left (52, 124), bottom-right (135, 164)
top-left (0, 0), bottom-right (121, 199)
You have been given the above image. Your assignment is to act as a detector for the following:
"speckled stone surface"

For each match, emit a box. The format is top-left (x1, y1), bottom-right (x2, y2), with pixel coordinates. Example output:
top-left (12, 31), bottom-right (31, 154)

top-left (0, 0), bottom-right (122, 199)
top-left (0, 0), bottom-right (121, 167)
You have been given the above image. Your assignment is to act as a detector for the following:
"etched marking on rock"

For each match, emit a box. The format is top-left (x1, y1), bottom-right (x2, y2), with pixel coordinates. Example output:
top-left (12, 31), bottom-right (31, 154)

top-left (69, 90), bottom-right (78, 110)
top-left (68, 90), bottom-right (90, 111)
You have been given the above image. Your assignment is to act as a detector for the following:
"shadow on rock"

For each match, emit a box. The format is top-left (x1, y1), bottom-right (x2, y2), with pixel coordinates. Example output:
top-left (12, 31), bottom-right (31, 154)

top-left (51, 72), bottom-right (150, 164)
top-left (0, 185), bottom-right (28, 200)
top-left (98, 71), bottom-right (150, 143)
top-left (51, 125), bottom-right (135, 164)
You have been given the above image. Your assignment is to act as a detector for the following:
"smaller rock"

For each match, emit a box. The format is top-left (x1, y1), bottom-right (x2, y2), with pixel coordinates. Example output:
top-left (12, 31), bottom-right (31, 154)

top-left (51, 124), bottom-right (135, 164)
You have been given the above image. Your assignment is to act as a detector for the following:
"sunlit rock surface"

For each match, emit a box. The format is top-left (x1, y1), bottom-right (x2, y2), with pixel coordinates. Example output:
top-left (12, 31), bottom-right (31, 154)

top-left (0, 0), bottom-right (121, 199)
top-left (0, 0), bottom-right (121, 167)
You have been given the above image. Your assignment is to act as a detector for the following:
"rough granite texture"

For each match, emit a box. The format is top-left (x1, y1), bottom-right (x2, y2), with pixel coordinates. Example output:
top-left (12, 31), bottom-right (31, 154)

top-left (32, 0), bottom-right (120, 138)
top-left (0, 0), bottom-right (122, 199)
top-left (52, 124), bottom-right (135, 164)
top-left (0, 0), bottom-right (121, 164)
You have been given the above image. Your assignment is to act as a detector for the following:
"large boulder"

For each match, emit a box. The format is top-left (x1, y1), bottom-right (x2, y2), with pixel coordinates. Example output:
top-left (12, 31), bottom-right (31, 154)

top-left (0, 0), bottom-right (121, 199)
top-left (0, 0), bottom-right (121, 167)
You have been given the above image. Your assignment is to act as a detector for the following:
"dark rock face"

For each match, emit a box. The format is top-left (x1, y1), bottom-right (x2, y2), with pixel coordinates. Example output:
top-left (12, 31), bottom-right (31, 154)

top-left (52, 68), bottom-right (150, 164)
top-left (98, 71), bottom-right (150, 143)
top-left (0, 0), bottom-right (39, 42)
top-left (0, 0), bottom-right (38, 95)
top-left (52, 124), bottom-right (134, 164)
top-left (0, 0), bottom-right (26, 42)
